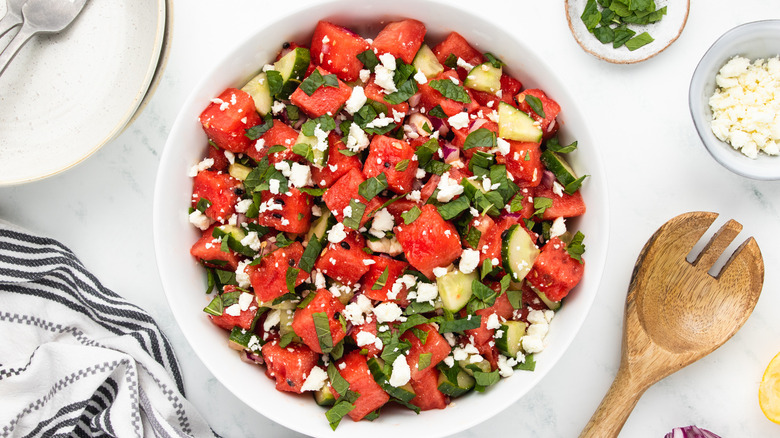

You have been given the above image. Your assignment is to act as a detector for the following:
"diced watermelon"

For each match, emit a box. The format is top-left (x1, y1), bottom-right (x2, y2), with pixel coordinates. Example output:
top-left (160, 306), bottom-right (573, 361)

top-left (245, 119), bottom-right (301, 164)
top-left (322, 168), bottom-right (384, 227)
top-left (409, 368), bottom-right (447, 411)
top-left (255, 188), bottom-right (313, 234)
top-left (418, 70), bottom-right (479, 117)
top-left (419, 174), bottom-right (440, 204)
top-left (292, 289), bottom-right (347, 353)
top-left (395, 204), bottom-right (462, 279)
top-left (371, 19), bottom-right (426, 64)
top-left (334, 351), bottom-right (390, 421)
top-left (314, 232), bottom-right (369, 285)
top-left (311, 21), bottom-right (370, 82)
top-left (526, 237), bottom-right (584, 301)
top-left (362, 135), bottom-right (418, 194)
top-left (533, 183), bottom-right (586, 220)
top-left (463, 288), bottom-right (514, 369)
top-left (291, 66), bottom-right (353, 118)
top-left (190, 225), bottom-right (241, 270)
top-left (191, 170), bottom-right (242, 222)
top-left (209, 291), bottom-right (259, 331)
top-left (262, 338), bottom-right (320, 393)
top-left (432, 31), bottom-right (484, 67)
top-left (206, 145), bottom-right (230, 172)
top-left (350, 317), bottom-right (381, 357)
top-left (361, 255), bottom-right (410, 304)
top-left (311, 132), bottom-right (362, 188)
top-left (247, 242), bottom-right (309, 303)
top-left (400, 323), bottom-right (451, 381)
top-left (496, 140), bottom-right (543, 187)
top-left (516, 89), bottom-right (561, 139)
top-left (364, 80), bottom-right (410, 118)
top-left (501, 74), bottom-right (523, 103)
top-left (199, 88), bottom-right (262, 153)
top-left (453, 118), bottom-right (498, 161)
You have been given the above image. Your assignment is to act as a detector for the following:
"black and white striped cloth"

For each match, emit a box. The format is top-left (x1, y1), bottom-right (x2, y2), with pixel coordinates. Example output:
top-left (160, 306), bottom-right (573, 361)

top-left (0, 221), bottom-right (217, 438)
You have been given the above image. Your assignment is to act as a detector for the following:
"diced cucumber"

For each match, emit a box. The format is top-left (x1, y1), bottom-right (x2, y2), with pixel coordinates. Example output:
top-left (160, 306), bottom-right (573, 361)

top-left (458, 357), bottom-right (491, 376)
top-left (367, 357), bottom-right (416, 402)
top-left (241, 72), bottom-right (273, 116)
top-left (501, 224), bottom-right (540, 283)
top-left (461, 178), bottom-right (500, 216)
top-left (294, 132), bottom-right (328, 168)
top-left (214, 224), bottom-right (246, 242)
top-left (413, 44), bottom-right (444, 79)
top-left (305, 209), bottom-right (335, 245)
top-left (314, 384), bottom-right (336, 407)
top-left (228, 327), bottom-right (258, 351)
top-left (437, 269), bottom-right (477, 312)
top-left (530, 284), bottom-right (561, 310)
top-left (274, 47), bottom-right (311, 100)
top-left (278, 307), bottom-right (298, 337)
top-left (495, 321), bottom-right (527, 358)
top-left (228, 163), bottom-right (253, 181)
top-left (540, 150), bottom-right (578, 187)
top-left (464, 63), bottom-right (502, 94)
top-left (437, 368), bottom-right (475, 397)
top-left (498, 101), bottom-right (543, 143)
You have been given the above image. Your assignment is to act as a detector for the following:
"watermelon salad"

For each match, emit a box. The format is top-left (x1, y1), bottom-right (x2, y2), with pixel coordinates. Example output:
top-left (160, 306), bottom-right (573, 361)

top-left (188, 17), bottom-right (588, 430)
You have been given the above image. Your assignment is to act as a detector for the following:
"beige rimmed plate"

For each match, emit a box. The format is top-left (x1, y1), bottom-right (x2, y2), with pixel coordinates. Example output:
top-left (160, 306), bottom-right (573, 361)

top-left (0, 0), bottom-right (166, 186)
top-left (566, 0), bottom-right (689, 64)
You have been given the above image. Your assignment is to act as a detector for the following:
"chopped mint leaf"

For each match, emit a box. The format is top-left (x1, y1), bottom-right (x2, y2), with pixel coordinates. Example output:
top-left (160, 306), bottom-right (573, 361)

top-left (402, 206), bottom-right (422, 225)
top-left (429, 79), bottom-right (471, 103)
top-left (357, 49), bottom-right (380, 70)
top-left (428, 105), bottom-right (448, 119)
top-left (372, 266), bottom-right (390, 290)
top-left (524, 94), bottom-right (546, 119)
top-left (245, 114), bottom-right (274, 140)
top-left (342, 199), bottom-right (366, 230)
top-left (299, 69), bottom-right (340, 96)
top-left (302, 114), bottom-right (336, 136)
top-left (463, 128), bottom-right (497, 150)
top-left (266, 70), bottom-right (284, 96)
top-left (567, 231), bottom-right (586, 263)
top-left (395, 159), bottom-right (410, 172)
top-left (312, 311), bottom-right (334, 353)
top-left (625, 32), bottom-right (654, 51)
top-left (358, 174), bottom-right (388, 201)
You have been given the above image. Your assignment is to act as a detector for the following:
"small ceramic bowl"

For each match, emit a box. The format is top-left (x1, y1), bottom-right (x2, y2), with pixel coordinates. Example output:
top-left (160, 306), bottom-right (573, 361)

top-left (689, 20), bottom-right (780, 180)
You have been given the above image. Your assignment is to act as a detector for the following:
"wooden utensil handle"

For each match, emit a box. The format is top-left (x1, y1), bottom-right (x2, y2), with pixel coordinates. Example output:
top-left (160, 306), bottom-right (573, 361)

top-left (579, 366), bottom-right (647, 438)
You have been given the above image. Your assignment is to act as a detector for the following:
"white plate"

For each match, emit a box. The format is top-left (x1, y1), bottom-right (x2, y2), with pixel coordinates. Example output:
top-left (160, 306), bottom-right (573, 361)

top-left (0, 0), bottom-right (166, 186)
top-left (566, 0), bottom-right (689, 64)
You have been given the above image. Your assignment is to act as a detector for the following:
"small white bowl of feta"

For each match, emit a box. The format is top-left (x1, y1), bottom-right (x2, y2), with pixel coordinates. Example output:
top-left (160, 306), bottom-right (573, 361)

top-left (689, 20), bottom-right (780, 180)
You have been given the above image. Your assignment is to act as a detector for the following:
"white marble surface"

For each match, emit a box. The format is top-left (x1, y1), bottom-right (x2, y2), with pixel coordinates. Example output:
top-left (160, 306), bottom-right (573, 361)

top-left (2, 0), bottom-right (780, 436)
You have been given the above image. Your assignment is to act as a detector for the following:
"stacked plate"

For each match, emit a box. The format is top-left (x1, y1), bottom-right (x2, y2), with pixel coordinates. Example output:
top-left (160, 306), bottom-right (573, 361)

top-left (0, 0), bottom-right (172, 185)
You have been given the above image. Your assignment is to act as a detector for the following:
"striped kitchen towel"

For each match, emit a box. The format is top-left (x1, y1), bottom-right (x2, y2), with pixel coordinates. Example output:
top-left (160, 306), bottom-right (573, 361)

top-left (0, 221), bottom-right (217, 438)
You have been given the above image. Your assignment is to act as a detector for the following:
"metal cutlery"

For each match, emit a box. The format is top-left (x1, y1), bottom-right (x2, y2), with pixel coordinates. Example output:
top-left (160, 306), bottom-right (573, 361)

top-left (0, 0), bottom-right (27, 39)
top-left (0, 0), bottom-right (87, 76)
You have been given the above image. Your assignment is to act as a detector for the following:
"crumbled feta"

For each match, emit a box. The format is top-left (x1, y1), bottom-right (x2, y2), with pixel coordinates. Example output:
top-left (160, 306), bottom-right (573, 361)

top-left (521, 335), bottom-right (544, 354)
top-left (188, 158), bottom-right (215, 177)
top-left (313, 270), bottom-right (327, 289)
top-left (346, 122), bottom-right (370, 152)
top-left (240, 231), bottom-right (262, 251)
top-left (373, 302), bottom-right (403, 323)
top-left (389, 354), bottom-right (411, 387)
top-left (235, 198), bottom-right (253, 214)
top-left (224, 303), bottom-right (241, 317)
top-left (552, 181), bottom-right (564, 197)
top-left (313, 124), bottom-right (329, 152)
top-left (406, 190), bottom-right (421, 201)
top-left (432, 267), bottom-right (449, 278)
top-left (188, 210), bottom-right (212, 231)
top-left (345, 86), bottom-right (367, 115)
top-left (271, 100), bottom-right (286, 115)
top-left (374, 65), bottom-right (397, 93)
top-left (238, 292), bottom-right (254, 311)
top-left (527, 309), bottom-right (547, 324)
top-left (263, 309), bottom-right (281, 331)
top-left (301, 366), bottom-right (328, 392)
top-left (369, 208), bottom-right (395, 238)
top-left (447, 112), bottom-right (470, 130)
top-left (457, 57), bottom-right (474, 71)
top-left (289, 162), bottom-right (312, 188)
top-left (436, 171), bottom-right (464, 202)
top-left (416, 282), bottom-right (439, 303)
top-left (327, 222), bottom-right (348, 243)
top-left (366, 113), bottom-right (395, 129)
top-left (359, 69), bottom-right (371, 83)
top-left (550, 217), bottom-right (566, 238)
top-left (269, 179), bottom-right (281, 194)
top-left (710, 56), bottom-right (780, 158)
top-left (486, 313), bottom-right (501, 330)
top-left (459, 249), bottom-right (480, 274)
top-left (414, 70), bottom-right (428, 84)
top-left (236, 260), bottom-right (252, 288)
top-left (497, 354), bottom-right (516, 377)
top-left (416, 168), bottom-right (426, 179)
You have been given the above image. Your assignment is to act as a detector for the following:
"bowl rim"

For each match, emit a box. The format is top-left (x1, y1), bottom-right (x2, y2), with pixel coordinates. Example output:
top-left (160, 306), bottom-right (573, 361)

top-left (153, 1), bottom-right (611, 436)
top-left (688, 19), bottom-right (780, 180)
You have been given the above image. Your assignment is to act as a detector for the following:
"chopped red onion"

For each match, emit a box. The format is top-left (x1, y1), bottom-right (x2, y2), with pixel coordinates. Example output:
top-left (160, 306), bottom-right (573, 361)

top-left (429, 117), bottom-right (450, 136)
top-left (442, 144), bottom-right (460, 163)
top-left (293, 116), bottom-right (307, 130)
top-left (664, 426), bottom-right (721, 438)
top-left (240, 350), bottom-right (264, 365)
top-left (468, 118), bottom-right (489, 133)
top-left (408, 92), bottom-right (421, 108)
top-left (540, 170), bottom-right (556, 188)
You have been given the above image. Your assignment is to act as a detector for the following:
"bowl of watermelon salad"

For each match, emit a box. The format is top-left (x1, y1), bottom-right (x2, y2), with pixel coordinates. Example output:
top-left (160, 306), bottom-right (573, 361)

top-left (153, 1), bottom-right (609, 436)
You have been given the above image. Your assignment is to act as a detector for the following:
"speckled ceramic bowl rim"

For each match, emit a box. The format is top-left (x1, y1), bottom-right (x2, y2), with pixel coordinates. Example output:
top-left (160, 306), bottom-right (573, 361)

top-left (153, 1), bottom-right (610, 436)
top-left (689, 19), bottom-right (780, 180)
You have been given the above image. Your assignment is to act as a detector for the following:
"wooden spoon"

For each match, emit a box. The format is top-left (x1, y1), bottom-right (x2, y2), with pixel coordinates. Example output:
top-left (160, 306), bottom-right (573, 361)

top-left (580, 211), bottom-right (763, 438)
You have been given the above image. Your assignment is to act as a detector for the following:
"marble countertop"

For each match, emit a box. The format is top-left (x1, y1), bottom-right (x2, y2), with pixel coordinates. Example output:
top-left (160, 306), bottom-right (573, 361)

top-left (2, 0), bottom-right (779, 436)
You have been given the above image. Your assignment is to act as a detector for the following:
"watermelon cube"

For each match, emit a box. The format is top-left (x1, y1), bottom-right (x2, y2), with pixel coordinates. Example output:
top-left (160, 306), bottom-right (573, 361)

top-left (432, 31), bottom-right (484, 67)
top-left (262, 338), bottom-right (320, 393)
top-left (311, 132), bottom-right (362, 188)
top-left (394, 204), bottom-right (462, 279)
top-left (247, 242), bottom-right (309, 303)
top-left (361, 254), bottom-right (410, 304)
top-left (311, 21), bottom-right (370, 82)
top-left (496, 140), bottom-right (543, 188)
top-left (362, 135), bottom-right (418, 194)
top-left (526, 237), bottom-right (584, 301)
top-left (245, 119), bottom-right (301, 164)
top-left (199, 88), bottom-right (261, 153)
top-left (191, 169), bottom-right (242, 223)
top-left (322, 168), bottom-right (384, 227)
top-left (292, 289), bottom-right (347, 354)
top-left (256, 188), bottom-right (313, 234)
top-left (190, 225), bottom-right (242, 271)
top-left (409, 368), bottom-right (448, 411)
top-left (314, 232), bottom-right (369, 285)
top-left (334, 351), bottom-right (390, 421)
top-left (371, 19), bottom-right (427, 64)
top-left (290, 66), bottom-right (353, 118)
top-left (516, 89), bottom-right (561, 139)
top-left (400, 323), bottom-right (451, 381)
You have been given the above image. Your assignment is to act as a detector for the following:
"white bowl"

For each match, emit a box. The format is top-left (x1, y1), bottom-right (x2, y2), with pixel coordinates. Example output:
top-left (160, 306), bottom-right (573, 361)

top-left (153, 1), bottom-right (610, 436)
top-left (689, 20), bottom-right (780, 180)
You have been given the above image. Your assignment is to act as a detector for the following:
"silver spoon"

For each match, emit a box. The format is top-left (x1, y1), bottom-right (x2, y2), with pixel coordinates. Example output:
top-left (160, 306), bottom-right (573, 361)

top-left (0, 0), bottom-right (87, 76)
top-left (0, 0), bottom-right (27, 39)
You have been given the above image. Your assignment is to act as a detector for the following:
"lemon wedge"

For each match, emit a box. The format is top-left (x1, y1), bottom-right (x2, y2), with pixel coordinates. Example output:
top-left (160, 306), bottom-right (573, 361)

top-left (759, 352), bottom-right (780, 424)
